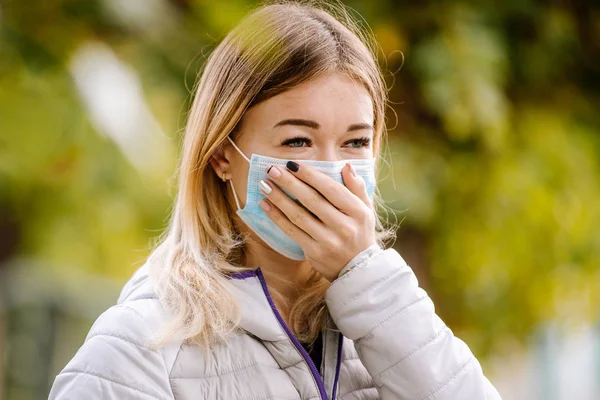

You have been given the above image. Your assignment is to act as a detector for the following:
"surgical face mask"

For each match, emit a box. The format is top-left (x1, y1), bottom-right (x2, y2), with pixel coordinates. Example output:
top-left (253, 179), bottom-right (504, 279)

top-left (226, 136), bottom-right (376, 260)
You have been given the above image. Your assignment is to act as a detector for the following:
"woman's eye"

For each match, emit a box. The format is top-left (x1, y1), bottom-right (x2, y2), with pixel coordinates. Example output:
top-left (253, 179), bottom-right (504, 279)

top-left (281, 136), bottom-right (371, 148)
top-left (345, 137), bottom-right (371, 149)
top-left (282, 137), bottom-right (313, 148)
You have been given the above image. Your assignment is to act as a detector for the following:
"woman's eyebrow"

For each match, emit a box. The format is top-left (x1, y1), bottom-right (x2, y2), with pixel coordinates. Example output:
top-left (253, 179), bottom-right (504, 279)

top-left (347, 122), bottom-right (374, 132)
top-left (273, 118), bottom-right (373, 131)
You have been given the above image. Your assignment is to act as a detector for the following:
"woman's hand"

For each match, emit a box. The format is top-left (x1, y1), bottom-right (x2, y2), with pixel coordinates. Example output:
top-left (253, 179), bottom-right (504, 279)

top-left (257, 161), bottom-right (376, 282)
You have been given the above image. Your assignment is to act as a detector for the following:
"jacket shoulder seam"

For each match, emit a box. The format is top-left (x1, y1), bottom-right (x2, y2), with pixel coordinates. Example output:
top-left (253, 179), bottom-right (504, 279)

top-left (86, 332), bottom-right (160, 353)
top-left (169, 360), bottom-right (260, 380)
top-left (117, 299), bottom-right (158, 317)
top-left (88, 303), bottom-right (158, 347)
top-left (59, 369), bottom-right (168, 400)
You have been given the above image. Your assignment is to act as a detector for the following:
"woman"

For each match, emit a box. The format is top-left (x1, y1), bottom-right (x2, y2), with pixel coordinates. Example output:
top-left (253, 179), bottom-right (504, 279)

top-left (50, 1), bottom-right (502, 399)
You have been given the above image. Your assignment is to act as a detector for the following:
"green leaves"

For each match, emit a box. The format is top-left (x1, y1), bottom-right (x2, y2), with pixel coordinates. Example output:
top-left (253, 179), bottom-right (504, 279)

top-left (1, 0), bottom-right (599, 361)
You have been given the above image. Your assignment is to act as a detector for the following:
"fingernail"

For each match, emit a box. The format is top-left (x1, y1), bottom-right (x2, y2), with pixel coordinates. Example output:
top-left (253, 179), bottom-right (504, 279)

top-left (259, 200), bottom-right (271, 211)
top-left (286, 161), bottom-right (299, 172)
top-left (259, 180), bottom-right (272, 194)
top-left (348, 163), bottom-right (357, 177)
top-left (267, 165), bottom-right (281, 178)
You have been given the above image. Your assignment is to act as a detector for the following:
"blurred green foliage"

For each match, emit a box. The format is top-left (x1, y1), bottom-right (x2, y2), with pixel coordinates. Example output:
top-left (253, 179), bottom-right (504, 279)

top-left (1, 0), bottom-right (599, 376)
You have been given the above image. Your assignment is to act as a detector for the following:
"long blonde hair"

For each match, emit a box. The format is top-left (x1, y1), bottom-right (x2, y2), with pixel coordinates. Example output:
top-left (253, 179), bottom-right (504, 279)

top-left (148, 0), bottom-right (395, 349)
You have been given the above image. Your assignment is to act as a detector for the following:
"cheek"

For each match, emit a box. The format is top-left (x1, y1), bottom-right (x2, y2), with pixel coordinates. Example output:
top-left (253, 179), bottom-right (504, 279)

top-left (239, 138), bottom-right (286, 160)
top-left (339, 147), bottom-right (372, 160)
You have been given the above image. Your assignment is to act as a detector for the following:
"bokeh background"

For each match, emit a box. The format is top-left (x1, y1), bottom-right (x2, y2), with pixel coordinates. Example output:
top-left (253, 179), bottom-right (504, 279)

top-left (1, 0), bottom-right (599, 399)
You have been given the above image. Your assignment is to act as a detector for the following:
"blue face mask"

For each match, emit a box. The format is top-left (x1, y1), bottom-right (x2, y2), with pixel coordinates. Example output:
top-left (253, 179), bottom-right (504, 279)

top-left (226, 136), bottom-right (377, 260)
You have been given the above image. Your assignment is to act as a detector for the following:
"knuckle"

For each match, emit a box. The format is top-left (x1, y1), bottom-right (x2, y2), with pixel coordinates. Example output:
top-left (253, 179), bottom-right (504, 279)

top-left (344, 225), bottom-right (358, 239)
top-left (329, 237), bottom-right (344, 252)
top-left (300, 166), bottom-right (314, 179)
top-left (292, 210), bottom-right (305, 226)
top-left (336, 187), bottom-right (349, 201)
top-left (338, 223), bottom-right (348, 236)
top-left (284, 223), bottom-right (296, 238)
top-left (307, 243), bottom-right (322, 257)
top-left (283, 170), bottom-right (299, 187)
top-left (357, 202), bottom-right (369, 213)
top-left (321, 237), bottom-right (334, 251)
top-left (281, 174), bottom-right (293, 187)
top-left (358, 207), bottom-right (369, 220)
top-left (270, 211), bottom-right (282, 224)
top-left (305, 191), bottom-right (321, 208)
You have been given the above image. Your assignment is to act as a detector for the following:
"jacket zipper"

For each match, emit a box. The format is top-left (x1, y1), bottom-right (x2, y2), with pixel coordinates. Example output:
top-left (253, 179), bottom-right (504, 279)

top-left (332, 332), bottom-right (343, 399)
top-left (256, 268), bottom-right (329, 400)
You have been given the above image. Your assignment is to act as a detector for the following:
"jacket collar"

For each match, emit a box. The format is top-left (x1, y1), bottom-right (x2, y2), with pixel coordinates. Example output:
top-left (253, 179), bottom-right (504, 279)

top-left (227, 269), bottom-right (289, 341)
top-left (116, 264), bottom-right (289, 342)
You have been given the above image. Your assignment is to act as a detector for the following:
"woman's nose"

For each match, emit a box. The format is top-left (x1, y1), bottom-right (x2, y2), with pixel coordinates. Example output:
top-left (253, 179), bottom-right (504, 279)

top-left (316, 147), bottom-right (342, 162)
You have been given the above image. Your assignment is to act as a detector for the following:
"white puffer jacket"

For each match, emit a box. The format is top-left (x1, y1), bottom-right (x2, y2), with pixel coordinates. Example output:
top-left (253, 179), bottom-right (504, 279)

top-left (49, 246), bottom-right (502, 399)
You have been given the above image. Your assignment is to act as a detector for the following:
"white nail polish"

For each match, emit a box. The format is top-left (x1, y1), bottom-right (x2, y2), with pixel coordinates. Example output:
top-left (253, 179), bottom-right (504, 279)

top-left (259, 180), bottom-right (272, 194)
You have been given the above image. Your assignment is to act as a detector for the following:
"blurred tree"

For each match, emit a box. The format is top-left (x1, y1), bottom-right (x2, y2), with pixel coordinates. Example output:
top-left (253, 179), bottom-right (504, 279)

top-left (0, 0), bottom-right (599, 380)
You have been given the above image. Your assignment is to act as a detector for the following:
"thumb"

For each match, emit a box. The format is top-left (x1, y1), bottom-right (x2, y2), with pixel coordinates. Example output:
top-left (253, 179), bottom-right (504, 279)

top-left (342, 163), bottom-right (371, 207)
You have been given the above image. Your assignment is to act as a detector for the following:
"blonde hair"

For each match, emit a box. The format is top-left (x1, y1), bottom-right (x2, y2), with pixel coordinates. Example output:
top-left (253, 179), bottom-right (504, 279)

top-left (148, 0), bottom-right (395, 349)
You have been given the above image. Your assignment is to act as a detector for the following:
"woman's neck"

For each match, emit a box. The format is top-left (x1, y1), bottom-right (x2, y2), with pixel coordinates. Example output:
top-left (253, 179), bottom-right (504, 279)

top-left (241, 236), bottom-right (314, 316)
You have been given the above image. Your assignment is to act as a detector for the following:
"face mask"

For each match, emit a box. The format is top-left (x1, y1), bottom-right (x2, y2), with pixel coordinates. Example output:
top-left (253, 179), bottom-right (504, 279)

top-left (226, 136), bottom-right (377, 260)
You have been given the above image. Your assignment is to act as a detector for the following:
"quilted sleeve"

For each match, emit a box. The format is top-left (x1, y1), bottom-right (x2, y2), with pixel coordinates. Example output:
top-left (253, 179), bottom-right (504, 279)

top-left (49, 304), bottom-right (174, 400)
top-left (325, 248), bottom-right (502, 400)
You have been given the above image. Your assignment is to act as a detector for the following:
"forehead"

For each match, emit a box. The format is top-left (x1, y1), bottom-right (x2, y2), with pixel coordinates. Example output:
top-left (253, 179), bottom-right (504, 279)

top-left (243, 73), bottom-right (374, 130)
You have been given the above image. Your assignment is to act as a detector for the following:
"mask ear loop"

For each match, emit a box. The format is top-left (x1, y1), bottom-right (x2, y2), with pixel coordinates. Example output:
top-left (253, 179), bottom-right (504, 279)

top-left (227, 136), bottom-right (250, 163)
top-left (228, 178), bottom-right (242, 210)
top-left (225, 136), bottom-right (249, 210)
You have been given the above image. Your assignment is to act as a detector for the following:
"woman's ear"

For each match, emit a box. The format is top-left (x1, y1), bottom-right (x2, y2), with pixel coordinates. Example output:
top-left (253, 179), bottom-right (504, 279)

top-left (209, 142), bottom-right (232, 181)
